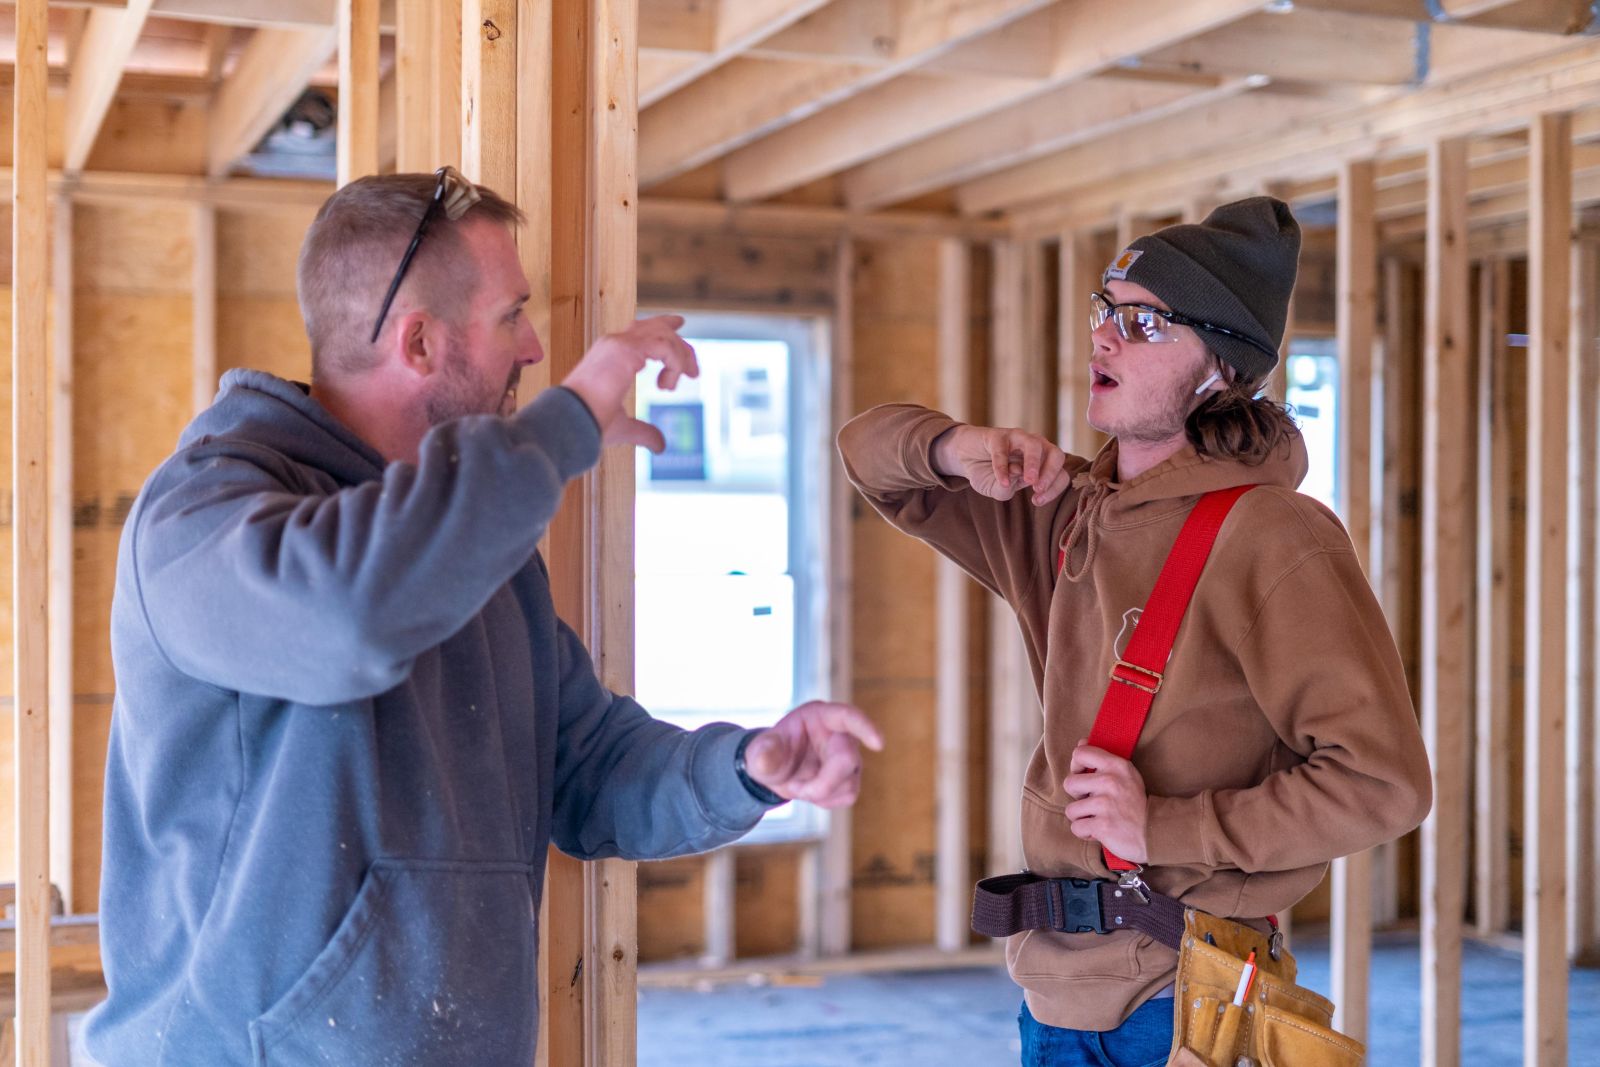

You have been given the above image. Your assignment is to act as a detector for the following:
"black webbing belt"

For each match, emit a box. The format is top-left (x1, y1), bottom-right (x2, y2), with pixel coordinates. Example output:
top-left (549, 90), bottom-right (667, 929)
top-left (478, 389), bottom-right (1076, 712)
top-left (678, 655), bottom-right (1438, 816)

top-left (971, 872), bottom-right (1189, 951)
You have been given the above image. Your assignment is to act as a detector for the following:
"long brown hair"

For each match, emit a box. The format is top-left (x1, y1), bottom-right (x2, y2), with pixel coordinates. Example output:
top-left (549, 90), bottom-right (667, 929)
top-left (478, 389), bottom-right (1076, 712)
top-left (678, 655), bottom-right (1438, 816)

top-left (1184, 356), bottom-right (1300, 464)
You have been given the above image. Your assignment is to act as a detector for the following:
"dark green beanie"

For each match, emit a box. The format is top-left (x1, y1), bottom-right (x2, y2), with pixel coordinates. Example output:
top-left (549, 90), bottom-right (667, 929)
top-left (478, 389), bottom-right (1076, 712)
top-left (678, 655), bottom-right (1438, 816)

top-left (1102, 196), bottom-right (1301, 382)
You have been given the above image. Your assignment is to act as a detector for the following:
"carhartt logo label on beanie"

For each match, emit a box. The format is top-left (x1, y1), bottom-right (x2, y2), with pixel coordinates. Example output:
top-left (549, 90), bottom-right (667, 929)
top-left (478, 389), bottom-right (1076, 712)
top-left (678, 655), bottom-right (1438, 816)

top-left (1105, 248), bottom-right (1142, 280)
top-left (1105, 197), bottom-right (1301, 382)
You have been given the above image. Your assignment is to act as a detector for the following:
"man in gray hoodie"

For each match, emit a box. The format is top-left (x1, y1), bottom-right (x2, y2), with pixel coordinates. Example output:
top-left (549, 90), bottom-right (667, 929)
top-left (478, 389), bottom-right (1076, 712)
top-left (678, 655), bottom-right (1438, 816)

top-left (85, 170), bottom-right (880, 1067)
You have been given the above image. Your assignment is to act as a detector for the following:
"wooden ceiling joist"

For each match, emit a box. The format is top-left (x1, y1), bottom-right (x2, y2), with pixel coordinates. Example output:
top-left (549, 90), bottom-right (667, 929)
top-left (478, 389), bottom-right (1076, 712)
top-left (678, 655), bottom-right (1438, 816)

top-left (640, 0), bottom-right (1057, 187)
top-left (1298, 0), bottom-right (1593, 33)
top-left (716, 0), bottom-right (1271, 203)
top-left (1133, 7), bottom-right (1421, 87)
top-left (959, 87), bottom-right (1336, 215)
top-left (205, 23), bottom-right (338, 176)
top-left (841, 74), bottom-right (1248, 211)
top-left (640, 0), bottom-right (836, 107)
top-left (62, 0), bottom-right (155, 172)
top-left (1011, 35), bottom-right (1600, 233)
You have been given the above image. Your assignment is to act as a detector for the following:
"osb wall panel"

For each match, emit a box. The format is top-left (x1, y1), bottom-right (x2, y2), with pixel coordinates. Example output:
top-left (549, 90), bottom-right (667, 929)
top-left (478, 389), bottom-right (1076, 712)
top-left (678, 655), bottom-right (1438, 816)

top-left (637, 855), bottom-right (706, 962)
top-left (638, 227), bottom-right (834, 312)
top-left (217, 206), bottom-right (321, 384)
top-left (0, 89), bottom-right (208, 174)
top-left (218, 298), bottom-right (312, 383)
top-left (847, 237), bottom-right (943, 950)
top-left (734, 845), bottom-right (802, 958)
top-left (0, 199), bottom-right (312, 905)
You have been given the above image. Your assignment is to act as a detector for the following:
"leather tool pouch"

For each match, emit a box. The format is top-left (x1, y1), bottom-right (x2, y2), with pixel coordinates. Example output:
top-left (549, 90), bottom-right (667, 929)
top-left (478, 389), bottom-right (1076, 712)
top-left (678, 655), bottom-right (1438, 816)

top-left (1167, 910), bottom-right (1366, 1067)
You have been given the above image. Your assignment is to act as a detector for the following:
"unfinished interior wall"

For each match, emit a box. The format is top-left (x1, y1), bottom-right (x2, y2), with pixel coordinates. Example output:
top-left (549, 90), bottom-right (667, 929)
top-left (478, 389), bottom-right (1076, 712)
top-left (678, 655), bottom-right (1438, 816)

top-left (0, 195), bottom-right (312, 914)
top-left (634, 225), bottom-right (994, 962)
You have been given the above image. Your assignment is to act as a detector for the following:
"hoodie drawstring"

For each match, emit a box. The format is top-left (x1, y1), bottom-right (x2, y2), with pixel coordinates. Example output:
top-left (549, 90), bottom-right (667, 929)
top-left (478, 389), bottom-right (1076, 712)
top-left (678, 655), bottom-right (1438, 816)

top-left (1058, 473), bottom-right (1112, 583)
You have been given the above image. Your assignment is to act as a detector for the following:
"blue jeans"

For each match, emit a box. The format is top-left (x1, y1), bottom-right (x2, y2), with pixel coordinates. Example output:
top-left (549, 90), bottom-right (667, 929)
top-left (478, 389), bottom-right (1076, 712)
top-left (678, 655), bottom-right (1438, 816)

top-left (1018, 997), bottom-right (1174, 1067)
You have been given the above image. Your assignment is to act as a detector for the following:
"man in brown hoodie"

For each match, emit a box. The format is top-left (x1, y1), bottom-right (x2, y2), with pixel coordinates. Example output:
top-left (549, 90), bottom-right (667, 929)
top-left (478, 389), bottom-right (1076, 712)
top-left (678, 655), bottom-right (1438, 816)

top-left (838, 198), bottom-right (1431, 1066)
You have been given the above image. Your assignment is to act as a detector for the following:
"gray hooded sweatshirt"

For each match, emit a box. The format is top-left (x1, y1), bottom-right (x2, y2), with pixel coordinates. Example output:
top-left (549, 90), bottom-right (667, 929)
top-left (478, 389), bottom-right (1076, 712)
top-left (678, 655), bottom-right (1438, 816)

top-left (84, 370), bottom-right (772, 1066)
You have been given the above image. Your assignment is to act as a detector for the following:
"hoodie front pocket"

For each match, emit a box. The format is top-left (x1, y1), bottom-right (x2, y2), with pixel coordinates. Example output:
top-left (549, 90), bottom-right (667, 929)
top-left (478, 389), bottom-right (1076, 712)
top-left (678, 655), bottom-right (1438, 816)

top-left (249, 858), bottom-right (537, 1067)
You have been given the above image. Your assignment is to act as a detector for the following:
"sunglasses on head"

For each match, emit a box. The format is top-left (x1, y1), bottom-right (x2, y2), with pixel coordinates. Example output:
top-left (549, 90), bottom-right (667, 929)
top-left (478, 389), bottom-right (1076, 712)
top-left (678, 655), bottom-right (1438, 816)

top-left (369, 165), bottom-right (483, 344)
top-left (1088, 291), bottom-right (1278, 363)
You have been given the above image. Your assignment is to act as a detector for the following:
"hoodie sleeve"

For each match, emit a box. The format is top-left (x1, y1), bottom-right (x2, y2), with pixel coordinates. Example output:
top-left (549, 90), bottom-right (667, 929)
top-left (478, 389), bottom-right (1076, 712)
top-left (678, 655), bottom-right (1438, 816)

top-left (130, 387), bottom-right (601, 705)
top-left (547, 616), bottom-right (772, 860)
top-left (837, 403), bottom-right (1084, 605)
top-left (1142, 541), bottom-right (1433, 873)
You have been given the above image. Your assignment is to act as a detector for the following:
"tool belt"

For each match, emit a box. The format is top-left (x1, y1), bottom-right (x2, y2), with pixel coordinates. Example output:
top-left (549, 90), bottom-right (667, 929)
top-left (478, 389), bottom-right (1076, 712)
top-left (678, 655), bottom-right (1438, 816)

top-left (972, 870), bottom-right (1365, 1066)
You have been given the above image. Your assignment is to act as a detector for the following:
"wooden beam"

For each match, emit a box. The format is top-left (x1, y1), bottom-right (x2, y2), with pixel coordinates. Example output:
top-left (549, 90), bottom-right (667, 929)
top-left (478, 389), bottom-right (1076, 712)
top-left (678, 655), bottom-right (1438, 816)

top-left (1330, 156), bottom-right (1376, 1046)
top-left (461, 0), bottom-right (517, 192)
top-left (1291, 0), bottom-right (1590, 31)
top-left (639, 198), bottom-right (1004, 239)
top-left (433, 3), bottom-right (464, 172)
top-left (721, 0), bottom-right (1268, 203)
top-left (821, 233), bottom-right (855, 956)
top-left (395, 0), bottom-right (436, 171)
top-left (1337, 159), bottom-right (1378, 572)
top-left (336, 0), bottom-right (381, 185)
top-left (1010, 38), bottom-right (1600, 235)
top-left (1373, 257), bottom-right (1422, 932)
top-left (987, 239), bottom-right (1046, 878)
top-left (640, 58), bottom-right (876, 187)
top-left (640, 0), bottom-right (1054, 187)
top-left (721, 69), bottom-right (1046, 204)
top-left (1572, 239), bottom-right (1600, 962)
top-left (1057, 230), bottom-right (1103, 458)
top-left (1474, 258), bottom-right (1514, 939)
top-left (935, 236), bottom-right (971, 953)
top-left (542, 0), bottom-right (641, 1059)
top-left (47, 197), bottom-right (73, 918)
top-left (516, 0), bottom-right (552, 378)
top-left (842, 76), bottom-right (1247, 213)
top-left (583, 1), bottom-right (637, 1059)
top-left (148, 0), bottom-right (395, 27)
top-left (961, 89), bottom-right (1334, 215)
top-left (191, 201), bottom-right (216, 416)
top-left (206, 24), bottom-right (339, 177)
top-left (62, 0), bottom-right (156, 173)
top-left (1135, 8), bottom-right (1418, 87)
top-left (1420, 135), bottom-right (1472, 1067)
top-left (1524, 109), bottom-right (1572, 1067)
top-left (12, 0), bottom-right (52, 1060)
top-left (641, 0), bottom-right (834, 108)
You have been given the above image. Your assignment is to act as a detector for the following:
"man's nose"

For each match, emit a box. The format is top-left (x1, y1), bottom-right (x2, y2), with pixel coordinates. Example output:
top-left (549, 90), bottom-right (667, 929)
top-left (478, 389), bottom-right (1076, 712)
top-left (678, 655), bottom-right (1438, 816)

top-left (1090, 319), bottom-right (1122, 355)
top-left (519, 325), bottom-right (545, 365)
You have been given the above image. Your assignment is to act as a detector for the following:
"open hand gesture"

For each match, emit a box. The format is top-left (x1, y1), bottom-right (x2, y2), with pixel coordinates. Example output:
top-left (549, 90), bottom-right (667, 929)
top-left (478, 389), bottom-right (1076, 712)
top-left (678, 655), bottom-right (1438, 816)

top-left (561, 314), bottom-right (699, 452)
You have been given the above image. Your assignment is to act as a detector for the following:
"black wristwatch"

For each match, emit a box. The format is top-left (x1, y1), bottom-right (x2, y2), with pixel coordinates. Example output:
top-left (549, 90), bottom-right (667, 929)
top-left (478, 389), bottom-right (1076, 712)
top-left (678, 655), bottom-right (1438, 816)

top-left (734, 730), bottom-right (788, 806)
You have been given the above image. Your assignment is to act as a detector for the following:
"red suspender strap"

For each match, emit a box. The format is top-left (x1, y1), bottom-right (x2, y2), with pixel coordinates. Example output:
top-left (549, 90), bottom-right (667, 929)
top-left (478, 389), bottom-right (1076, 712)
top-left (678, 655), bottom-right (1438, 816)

top-left (1087, 484), bottom-right (1257, 872)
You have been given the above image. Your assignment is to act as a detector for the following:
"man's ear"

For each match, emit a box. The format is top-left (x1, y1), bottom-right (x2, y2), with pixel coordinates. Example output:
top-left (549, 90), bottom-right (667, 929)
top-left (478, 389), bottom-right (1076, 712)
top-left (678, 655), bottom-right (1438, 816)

top-left (393, 310), bottom-right (435, 379)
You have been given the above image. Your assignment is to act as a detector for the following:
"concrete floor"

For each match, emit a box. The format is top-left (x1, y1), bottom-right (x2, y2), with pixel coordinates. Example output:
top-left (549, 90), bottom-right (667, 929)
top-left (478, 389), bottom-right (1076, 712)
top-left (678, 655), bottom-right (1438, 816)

top-left (638, 933), bottom-right (1600, 1066)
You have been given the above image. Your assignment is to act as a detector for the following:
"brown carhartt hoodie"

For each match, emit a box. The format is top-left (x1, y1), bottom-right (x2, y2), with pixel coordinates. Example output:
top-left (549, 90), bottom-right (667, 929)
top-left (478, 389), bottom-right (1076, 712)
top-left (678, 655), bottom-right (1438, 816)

top-left (838, 403), bottom-right (1432, 1032)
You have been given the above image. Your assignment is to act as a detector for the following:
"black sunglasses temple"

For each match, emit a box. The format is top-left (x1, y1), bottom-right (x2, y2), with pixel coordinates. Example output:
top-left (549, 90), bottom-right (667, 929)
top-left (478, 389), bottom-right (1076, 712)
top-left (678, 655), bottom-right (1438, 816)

top-left (368, 196), bottom-right (445, 345)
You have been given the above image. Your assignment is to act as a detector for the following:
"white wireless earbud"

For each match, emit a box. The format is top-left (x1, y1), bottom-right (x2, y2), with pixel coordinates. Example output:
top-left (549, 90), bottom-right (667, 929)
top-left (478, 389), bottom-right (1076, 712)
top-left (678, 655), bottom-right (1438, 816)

top-left (1194, 370), bottom-right (1222, 396)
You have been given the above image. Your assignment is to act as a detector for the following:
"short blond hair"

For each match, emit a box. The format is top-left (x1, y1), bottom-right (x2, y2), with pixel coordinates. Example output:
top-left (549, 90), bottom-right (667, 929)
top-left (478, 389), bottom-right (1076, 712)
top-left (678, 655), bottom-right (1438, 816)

top-left (296, 173), bottom-right (524, 379)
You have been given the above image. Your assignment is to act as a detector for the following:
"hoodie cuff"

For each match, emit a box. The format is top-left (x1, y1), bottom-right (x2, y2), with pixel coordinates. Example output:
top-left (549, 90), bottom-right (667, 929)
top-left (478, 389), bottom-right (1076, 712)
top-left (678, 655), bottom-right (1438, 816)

top-left (1143, 793), bottom-right (1211, 867)
top-left (511, 386), bottom-right (603, 484)
top-left (692, 726), bottom-right (782, 831)
top-left (899, 412), bottom-right (969, 491)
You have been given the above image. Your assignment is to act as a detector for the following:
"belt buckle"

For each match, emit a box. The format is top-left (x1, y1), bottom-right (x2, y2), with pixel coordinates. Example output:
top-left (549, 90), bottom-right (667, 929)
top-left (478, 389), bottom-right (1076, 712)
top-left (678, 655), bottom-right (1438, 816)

top-left (1109, 659), bottom-right (1162, 695)
top-left (1047, 877), bottom-right (1107, 934)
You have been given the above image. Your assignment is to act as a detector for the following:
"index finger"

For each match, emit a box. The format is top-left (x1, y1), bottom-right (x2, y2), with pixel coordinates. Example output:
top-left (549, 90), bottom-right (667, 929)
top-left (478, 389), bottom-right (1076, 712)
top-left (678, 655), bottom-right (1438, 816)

top-left (638, 313), bottom-right (686, 332)
top-left (1070, 743), bottom-right (1128, 776)
top-left (811, 702), bottom-right (885, 752)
